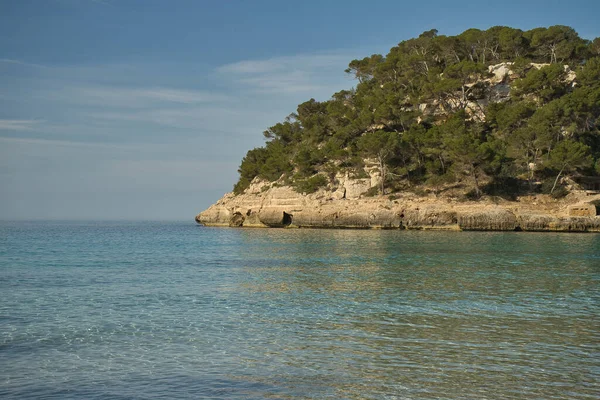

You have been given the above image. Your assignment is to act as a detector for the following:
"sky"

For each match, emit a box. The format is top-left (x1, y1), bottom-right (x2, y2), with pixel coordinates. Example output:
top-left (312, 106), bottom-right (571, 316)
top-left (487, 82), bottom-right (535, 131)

top-left (1, 0), bottom-right (599, 221)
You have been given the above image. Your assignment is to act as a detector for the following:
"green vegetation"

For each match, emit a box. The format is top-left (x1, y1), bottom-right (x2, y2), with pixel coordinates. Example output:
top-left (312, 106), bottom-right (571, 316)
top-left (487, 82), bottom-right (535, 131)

top-left (233, 26), bottom-right (600, 198)
top-left (293, 175), bottom-right (328, 194)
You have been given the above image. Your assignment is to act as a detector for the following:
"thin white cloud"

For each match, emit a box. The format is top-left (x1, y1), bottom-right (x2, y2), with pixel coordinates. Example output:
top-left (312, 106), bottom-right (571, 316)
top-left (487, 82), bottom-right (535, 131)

top-left (84, 105), bottom-right (273, 133)
top-left (238, 71), bottom-right (321, 93)
top-left (0, 135), bottom-right (133, 150)
top-left (90, 0), bottom-right (113, 5)
top-left (218, 53), bottom-right (350, 74)
top-left (51, 0), bottom-right (114, 7)
top-left (139, 88), bottom-right (221, 103)
top-left (65, 86), bottom-right (229, 108)
top-left (218, 59), bottom-right (284, 75)
top-left (0, 58), bottom-right (48, 69)
top-left (217, 52), bottom-right (355, 95)
top-left (0, 136), bottom-right (239, 163)
top-left (0, 119), bottom-right (43, 131)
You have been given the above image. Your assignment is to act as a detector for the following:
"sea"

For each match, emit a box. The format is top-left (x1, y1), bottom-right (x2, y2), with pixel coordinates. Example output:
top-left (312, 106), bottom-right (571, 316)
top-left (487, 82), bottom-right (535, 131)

top-left (0, 221), bottom-right (598, 399)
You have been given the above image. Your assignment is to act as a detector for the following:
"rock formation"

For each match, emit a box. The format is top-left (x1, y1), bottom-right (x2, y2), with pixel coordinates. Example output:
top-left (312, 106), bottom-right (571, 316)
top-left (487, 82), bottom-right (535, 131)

top-left (195, 34), bottom-right (600, 233)
top-left (196, 178), bottom-right (600, 232)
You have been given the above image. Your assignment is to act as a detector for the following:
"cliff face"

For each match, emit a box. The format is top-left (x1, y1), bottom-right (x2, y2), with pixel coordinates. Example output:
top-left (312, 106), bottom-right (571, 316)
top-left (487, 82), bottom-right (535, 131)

top-left (196, 178), bottom-right (600, 232)
top-left (196, 54), bottom-right (600, 232)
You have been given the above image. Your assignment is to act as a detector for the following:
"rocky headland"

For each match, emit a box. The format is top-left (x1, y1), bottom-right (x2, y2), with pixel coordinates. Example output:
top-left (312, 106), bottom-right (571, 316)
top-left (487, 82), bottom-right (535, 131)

top-left (196, 27), bottom-right (600, 231)
top-left (196, 177), bottom-right (600, 232)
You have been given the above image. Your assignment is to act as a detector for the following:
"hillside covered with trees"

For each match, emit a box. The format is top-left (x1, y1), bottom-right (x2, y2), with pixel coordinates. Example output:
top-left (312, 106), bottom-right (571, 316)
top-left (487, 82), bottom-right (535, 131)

top-left (233, 26), bottom-right (600, 200)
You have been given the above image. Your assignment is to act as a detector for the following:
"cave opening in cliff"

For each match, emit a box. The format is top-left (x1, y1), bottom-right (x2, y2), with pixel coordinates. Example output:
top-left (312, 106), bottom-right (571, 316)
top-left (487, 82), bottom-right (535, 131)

top-left (282, 212), bottom-right (293, 227)
top-left (589, 200), bottom-right (600, 216)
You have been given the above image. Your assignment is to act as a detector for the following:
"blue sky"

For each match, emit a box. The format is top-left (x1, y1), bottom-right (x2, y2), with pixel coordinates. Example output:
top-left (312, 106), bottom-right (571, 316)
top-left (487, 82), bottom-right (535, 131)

top-left (1, 0), bottom-right (599, 220)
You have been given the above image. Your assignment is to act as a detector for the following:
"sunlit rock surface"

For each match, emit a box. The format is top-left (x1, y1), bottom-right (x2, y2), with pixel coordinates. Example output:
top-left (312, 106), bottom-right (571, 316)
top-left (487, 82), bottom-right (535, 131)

top-left (196, 179), bottom-right (600, 232)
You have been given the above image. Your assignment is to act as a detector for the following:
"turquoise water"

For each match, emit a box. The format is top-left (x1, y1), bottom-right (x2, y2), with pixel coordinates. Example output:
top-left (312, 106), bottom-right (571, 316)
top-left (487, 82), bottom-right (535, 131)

top-left (1, 221), bottom-right (599, 399)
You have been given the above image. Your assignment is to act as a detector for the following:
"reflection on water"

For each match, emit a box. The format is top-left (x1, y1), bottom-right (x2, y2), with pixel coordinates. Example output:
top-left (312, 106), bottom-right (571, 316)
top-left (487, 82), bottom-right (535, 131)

top-left (235, 230), bottom-right (599, 399)
top-left (1, 223), bottom-right (599, 399)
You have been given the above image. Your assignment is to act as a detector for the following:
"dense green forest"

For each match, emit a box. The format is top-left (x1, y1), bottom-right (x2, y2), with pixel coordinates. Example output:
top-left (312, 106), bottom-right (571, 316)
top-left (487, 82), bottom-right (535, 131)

top-left (233, 26), bottom-right (600, 199)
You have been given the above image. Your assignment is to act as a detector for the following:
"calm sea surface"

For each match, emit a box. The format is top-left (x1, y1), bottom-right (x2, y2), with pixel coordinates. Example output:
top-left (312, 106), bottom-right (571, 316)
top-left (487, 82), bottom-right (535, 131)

top-left (0, 221), bottom-right (598, 399)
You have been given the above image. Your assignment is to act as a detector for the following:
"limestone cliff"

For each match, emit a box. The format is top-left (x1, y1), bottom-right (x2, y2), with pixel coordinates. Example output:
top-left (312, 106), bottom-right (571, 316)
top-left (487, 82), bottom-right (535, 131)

top-left (196, 178), bottom-right (600, 232)
top-left (195, 52), bottom-right (600, 232)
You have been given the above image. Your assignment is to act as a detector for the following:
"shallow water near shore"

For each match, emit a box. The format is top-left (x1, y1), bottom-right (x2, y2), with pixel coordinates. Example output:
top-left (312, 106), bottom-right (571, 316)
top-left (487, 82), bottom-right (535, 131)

top-left (1, 221), bottom-right (599, 399)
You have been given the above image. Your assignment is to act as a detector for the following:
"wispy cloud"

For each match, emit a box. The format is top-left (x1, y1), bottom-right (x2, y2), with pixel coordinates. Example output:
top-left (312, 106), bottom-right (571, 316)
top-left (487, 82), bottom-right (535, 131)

top-left (0, 58), bottom-right (48, 69)
top-left (218, 53), bottom-right (350, 74)
top-left (63, 86), bottom-right (229, 108)
top-left (0, 135), bottom-right (133, 149)
top-left (0, 119), bottom-right (43, 131)
top-left (218, 59), bottom-right (283, 75)
top-left (52, 0), bottom-right (114, 8)
top-left (90, 0), bottom-right (113, 5)
top-left (217, 52), bottom-right (355, 95)
top-left (237, 70), bottom-right (321, 93)
top-left (84, 105), bottom-right (272, 133)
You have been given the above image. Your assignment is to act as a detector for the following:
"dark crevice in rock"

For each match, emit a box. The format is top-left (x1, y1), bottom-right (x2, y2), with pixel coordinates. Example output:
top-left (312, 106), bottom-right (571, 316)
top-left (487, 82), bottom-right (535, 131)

top-left (282, 212), bottom-right (293, 226)
top-left (229, 212), bottom-right (245, 227)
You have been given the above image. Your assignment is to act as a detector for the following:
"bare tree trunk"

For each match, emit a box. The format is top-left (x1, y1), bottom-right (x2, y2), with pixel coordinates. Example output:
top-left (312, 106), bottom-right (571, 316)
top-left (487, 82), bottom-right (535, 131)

top-left (490, 45), bottom-right (499, 60)
top-left (550, 165), bottom-right (566, 194)
top-left (378, 156), bottom-right (386, 194)
top-left (403, 158), bottom-right (411, 181)
top-left (526, 151), bottom-right (535, 190)
top-left (472, 164), bottom-right (481, 198)
top-left (527, 148), bottom-right (542, 190)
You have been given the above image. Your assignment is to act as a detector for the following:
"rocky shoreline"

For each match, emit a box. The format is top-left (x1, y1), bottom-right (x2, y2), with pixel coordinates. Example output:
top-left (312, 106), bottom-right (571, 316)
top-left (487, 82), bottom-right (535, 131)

top-left (196, 180), bottom-right (600, 232)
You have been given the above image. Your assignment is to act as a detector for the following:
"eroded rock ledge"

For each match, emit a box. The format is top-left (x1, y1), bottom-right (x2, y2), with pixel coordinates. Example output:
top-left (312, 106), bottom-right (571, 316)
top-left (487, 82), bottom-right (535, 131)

top-left (196, 181), bottom-right (600, 232)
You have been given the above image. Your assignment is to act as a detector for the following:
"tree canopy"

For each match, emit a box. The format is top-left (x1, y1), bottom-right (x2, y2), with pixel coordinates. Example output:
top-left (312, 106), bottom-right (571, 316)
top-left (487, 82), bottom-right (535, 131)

top-left (232, 26), bottom-right (600, 198)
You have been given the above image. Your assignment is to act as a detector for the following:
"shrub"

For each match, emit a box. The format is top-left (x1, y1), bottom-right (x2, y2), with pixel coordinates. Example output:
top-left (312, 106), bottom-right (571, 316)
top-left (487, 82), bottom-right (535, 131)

top-left (551, 186), bottom-right (569, 199)
top-left (482, 177), bottom-right (525, 200)
top-left (233, 178), bottom-right (251, 195)
top-left (363, 186), bottom-right (379, 197)
top-left (540, 178), bottom-right (569, 198)
top-left (293, 175), bottom-right (328, 194)
top-left (464, 189), bottom-right (482, 200)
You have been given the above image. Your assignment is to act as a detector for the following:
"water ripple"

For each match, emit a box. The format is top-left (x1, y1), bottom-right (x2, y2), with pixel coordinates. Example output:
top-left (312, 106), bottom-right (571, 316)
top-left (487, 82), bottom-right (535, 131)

top-left (0, 222), bottom-right (599, 399)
